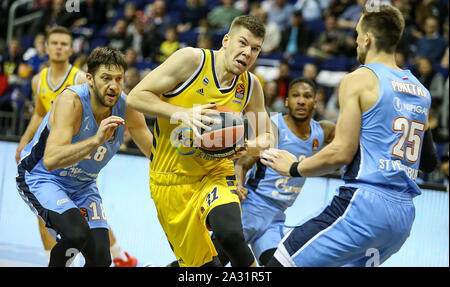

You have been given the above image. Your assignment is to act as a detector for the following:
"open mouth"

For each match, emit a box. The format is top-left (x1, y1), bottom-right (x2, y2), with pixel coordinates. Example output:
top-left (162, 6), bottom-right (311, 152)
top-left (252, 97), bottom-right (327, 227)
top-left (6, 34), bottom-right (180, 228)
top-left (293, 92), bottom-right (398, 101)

top-left (236, 59), bottom-right (247, 68)
top-left (106, 93), bottom-right (117, 100)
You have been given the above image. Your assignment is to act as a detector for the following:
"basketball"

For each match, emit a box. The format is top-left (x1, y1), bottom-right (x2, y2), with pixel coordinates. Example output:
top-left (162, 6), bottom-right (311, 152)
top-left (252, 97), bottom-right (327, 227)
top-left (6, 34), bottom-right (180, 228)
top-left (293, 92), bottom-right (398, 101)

top-left (197, 106), bottom-right (245, 158)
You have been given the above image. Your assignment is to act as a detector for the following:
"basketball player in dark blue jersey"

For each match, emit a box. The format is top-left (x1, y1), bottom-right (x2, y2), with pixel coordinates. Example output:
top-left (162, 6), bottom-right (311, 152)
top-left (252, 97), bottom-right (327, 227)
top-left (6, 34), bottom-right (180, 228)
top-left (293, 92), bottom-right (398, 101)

top-left (16, 47), bottom-right (153, 267)
top-left (261, 5), bottom-right (438, 267)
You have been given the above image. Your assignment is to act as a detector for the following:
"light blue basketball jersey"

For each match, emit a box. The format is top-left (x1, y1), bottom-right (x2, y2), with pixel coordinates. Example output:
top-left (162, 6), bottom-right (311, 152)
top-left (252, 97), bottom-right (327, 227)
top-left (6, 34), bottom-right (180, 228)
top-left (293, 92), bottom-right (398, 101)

top-left (245, 113), bottom-right (325, 210)
top-left (20, 83), bottom-right (126, 185)
top-left (343, 63), bottom-right (431, 196)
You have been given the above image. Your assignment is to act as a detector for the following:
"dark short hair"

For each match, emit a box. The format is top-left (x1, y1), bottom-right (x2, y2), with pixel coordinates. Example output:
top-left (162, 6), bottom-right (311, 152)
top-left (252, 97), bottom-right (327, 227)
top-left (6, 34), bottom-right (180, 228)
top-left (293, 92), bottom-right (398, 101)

top-left (229, 15), bottom-right (266, 38)
top-left (360, 5), bottom-right (405, 54)
top-left (87, 47), bottom-right (127, 76)
top-left (46, 26), bottom-right (72, 44)
top-left (288, 78), bottom-right (317, 96)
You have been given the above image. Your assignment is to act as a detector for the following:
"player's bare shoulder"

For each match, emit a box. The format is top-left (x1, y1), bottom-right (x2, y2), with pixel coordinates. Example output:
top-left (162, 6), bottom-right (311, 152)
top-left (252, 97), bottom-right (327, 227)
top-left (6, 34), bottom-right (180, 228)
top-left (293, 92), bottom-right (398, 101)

top-left (164, 47), bottom-right (204, 76)
top-left (340, 67), bottom-right (379, 112)
top-left (50, 88), bottom-right (83, 122)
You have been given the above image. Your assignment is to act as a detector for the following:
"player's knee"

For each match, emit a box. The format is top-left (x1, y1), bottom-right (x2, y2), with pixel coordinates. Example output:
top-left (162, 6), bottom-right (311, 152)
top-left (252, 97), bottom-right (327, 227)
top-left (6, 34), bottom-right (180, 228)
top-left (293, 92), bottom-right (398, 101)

top-left (63, 224), bottom-right (90, 250)
top-left (214, 227), bottom-right (245, 250)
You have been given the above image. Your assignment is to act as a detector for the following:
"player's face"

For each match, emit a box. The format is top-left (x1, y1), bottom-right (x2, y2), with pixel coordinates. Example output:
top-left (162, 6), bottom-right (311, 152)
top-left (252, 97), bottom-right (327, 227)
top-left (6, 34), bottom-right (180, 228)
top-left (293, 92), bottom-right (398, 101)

top-left (88, 65), bottom-right (124, 107)
top-left (46, 33), bottom-right (73, 63)
top-left (286, 82), bottom-right (316, 122)
top-left (356, 18), bottom-right (368, 65)
top-left (223, 27), bottom-right (263, 75)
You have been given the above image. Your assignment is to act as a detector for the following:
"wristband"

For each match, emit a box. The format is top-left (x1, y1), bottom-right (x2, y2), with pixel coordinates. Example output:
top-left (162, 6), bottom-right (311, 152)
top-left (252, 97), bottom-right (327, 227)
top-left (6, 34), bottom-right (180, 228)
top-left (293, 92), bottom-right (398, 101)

top-left (289, 161), bottom-right (302, 177)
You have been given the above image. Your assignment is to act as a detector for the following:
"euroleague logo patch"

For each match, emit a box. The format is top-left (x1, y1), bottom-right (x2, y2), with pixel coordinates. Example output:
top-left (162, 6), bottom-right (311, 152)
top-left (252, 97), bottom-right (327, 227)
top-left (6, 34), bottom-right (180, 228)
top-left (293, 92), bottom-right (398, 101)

top-left (235, 83), bottom-right (245, 100)
top-left (313, 139), bottom-right (319, 151)
top-left (80, 208), bottom-right (88, 218)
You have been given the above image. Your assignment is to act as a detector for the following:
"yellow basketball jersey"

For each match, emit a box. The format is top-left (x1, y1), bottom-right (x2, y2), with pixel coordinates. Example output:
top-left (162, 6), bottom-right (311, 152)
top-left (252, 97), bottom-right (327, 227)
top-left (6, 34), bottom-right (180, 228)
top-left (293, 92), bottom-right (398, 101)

top-left (38, 65), bottom-right (81, 112)
top-left (150, 49), bottom-right (255, 177)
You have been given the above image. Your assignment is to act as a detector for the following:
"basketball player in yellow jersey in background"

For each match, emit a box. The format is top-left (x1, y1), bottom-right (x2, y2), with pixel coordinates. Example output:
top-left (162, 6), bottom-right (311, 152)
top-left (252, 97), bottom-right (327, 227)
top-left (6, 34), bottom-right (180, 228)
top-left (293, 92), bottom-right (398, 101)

top-left (15, 26), bottom-right (137, 267)
top-left (128, 15), bottom-right (275, 267)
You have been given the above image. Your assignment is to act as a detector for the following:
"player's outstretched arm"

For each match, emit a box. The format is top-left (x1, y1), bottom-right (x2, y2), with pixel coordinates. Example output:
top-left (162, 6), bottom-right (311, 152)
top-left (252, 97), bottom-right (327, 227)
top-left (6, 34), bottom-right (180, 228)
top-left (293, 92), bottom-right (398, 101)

top-left (16, 74), bottom-right (46, 163)
top-left (234, 155), bottom-right (259, 200)
top-left (125, 105), bottom-right (153, 159)
top-left (43, 89), bottom-right (124, 171)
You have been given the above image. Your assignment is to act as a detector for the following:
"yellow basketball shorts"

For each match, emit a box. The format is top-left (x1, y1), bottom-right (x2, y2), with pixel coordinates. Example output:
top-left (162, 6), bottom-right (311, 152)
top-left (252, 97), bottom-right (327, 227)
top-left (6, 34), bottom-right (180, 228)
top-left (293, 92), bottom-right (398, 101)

top-left (149, 171), bottom-right (240, 267)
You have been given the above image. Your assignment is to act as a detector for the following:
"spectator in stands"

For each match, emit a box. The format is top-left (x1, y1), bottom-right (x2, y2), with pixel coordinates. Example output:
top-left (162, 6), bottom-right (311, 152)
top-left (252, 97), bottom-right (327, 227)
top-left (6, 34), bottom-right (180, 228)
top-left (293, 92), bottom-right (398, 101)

top-left (128, 17), bottom-right (148, 58)
top-left (337, 0), bottom-right (366, 33)
top-left (293, 0), bottom-right (328, 21)
top-left (107, 19), bottom-right (132, 52)
top-left (280, 10), bottom-right (313, 58)
top-left (145, 0), bottom-right (172, 36)
top-left (415, 16), bottom-right (448, 63)
top-left (23, 33), bottom-right (48, 74)
top-left (302, 63), bottom-right (319, 84)
top-left (262, 0), bottom-right (293, 31)
top-left (414, 0), bottom-right (445, 29)
top-left (325, 0), bottom-right (353, 17)
top-left (197, 33), bottom-right (214, 49)
top-left (264, 81), bottom-right (286, 114)
top-left (414, 57), bottom-right (445, 104)
top-left (74, 0), bottom-right (107, 31)
top-left (0, 62), bottom-right (10, 111)
top-left (124, 2), bottom-right (138, 28)
top-left (158, 26), bottom-right (180, 63)
top-left (207, 0), bottom-right (244, 31)
top-left (29, 0), bottom-right (79, 36)
top-left (124, 67), bottom-right (141, 95)
top-left (395, 0), bottom-right (422, 60)
top-left (255, 8), bottom-right (281, 55)
top-left (122, 49), bottom-right (137, 71)
top-left (177, 0), bottom-right (209, 34)
top-left (276, 60), bottom-right (292, 100)
top-left (313, 86), bottom-right (327, 121)
top-left (307, 14), bottom-right (355, 59)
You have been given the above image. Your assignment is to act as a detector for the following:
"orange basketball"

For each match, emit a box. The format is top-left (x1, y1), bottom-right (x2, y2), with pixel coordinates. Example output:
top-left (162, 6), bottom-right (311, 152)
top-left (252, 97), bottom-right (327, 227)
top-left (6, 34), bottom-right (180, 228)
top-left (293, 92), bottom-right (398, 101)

top-left (198, 106), bottom-right (245, 158)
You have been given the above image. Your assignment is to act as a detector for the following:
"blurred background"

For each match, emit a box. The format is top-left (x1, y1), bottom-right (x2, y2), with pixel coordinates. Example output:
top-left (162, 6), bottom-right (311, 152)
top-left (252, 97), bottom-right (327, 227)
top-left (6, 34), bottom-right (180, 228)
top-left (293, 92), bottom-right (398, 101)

top-left (0, 0), bottom-right (448, 266)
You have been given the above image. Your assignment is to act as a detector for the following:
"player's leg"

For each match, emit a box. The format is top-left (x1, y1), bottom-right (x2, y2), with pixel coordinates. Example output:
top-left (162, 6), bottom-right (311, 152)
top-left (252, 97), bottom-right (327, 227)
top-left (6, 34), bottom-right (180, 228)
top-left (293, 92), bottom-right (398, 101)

top-left (268, 186), bottom-right (415, 267)
top-left (47, 208), bottom-right (91, 267)
top-left (110, 229), bottom-right (138, 267)
top-left (81, 228), bottom-right (111, 267)
top-left (150, 174), bottom-right (220, 267)
top-left (37, 216), bottom-right (56, 262)
top-left (207, 202), bottom-right (255, 267)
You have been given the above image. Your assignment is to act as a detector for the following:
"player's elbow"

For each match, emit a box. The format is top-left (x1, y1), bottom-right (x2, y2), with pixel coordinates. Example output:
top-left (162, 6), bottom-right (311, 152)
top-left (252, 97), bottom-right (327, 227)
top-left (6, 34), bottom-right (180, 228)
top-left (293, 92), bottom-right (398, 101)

top-left (332, 144), bottom-right (357, 166)
top-left (126, 89), bottom-right (140, 110)
top-left (43, 155), bottom-right (57, 171)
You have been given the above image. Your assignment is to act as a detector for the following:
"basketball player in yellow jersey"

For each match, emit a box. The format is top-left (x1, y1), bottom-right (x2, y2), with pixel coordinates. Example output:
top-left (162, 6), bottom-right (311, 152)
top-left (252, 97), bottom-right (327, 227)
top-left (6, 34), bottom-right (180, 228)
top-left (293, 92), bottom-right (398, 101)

top-left (128, 15), bottom-right (275, 267)
top-left (15, 26), bottom-right (137, 267)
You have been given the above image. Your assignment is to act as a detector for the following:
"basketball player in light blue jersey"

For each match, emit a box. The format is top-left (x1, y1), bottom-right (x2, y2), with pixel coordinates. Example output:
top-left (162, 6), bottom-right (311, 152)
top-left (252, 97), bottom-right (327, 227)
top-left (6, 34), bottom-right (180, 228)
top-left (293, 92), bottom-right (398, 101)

top-left (212, 78), bottom-right (335, 266)
top-left (261, 5), bottom-right (438, 267)
top-left (16, 47), bottom-right (153, 267)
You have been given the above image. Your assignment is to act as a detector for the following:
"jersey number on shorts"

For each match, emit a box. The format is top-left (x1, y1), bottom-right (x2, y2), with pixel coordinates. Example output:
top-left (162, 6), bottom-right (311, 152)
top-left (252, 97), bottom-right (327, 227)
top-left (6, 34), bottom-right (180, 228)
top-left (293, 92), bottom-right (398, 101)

top-left (206, 187), bottom-right (219, 207)
top-left (88, 201), bottom-right (107, 221)
top-left (391, 117), bottom-right (425, 163)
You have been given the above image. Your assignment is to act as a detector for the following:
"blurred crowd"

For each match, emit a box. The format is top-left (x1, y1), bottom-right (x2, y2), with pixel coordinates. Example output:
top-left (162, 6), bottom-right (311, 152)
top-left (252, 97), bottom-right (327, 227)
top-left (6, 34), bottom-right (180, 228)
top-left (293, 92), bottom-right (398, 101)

top-left (0, 0), bottom-right (448, 184)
